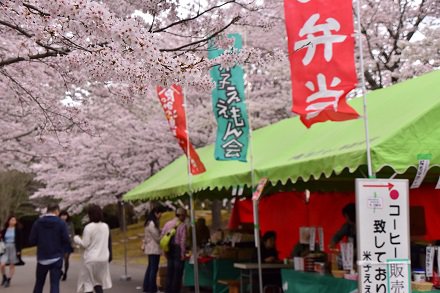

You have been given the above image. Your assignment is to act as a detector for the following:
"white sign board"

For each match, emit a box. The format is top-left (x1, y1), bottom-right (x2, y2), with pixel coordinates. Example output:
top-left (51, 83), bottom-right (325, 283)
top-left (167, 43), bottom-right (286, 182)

top-left (356, 179), bottom-right (411, 293)
top-left (410, 159), bottom-right (430, 189)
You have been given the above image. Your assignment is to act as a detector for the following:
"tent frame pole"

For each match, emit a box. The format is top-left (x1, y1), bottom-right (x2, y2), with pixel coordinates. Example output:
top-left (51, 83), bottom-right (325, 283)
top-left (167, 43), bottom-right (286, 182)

top-left (244, 29), bottom-right (264, 293)
top-left (183, 89), bottom-right (200, 293)
top-left (355, 0), bottom-right (374, 178)
top-left (249, 130), bottom-right (263, 293)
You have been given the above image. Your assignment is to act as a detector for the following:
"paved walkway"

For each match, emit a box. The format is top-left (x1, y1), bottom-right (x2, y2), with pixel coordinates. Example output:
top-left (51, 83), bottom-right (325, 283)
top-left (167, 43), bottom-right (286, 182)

top-left (2, 256), bottom-right (148, 293)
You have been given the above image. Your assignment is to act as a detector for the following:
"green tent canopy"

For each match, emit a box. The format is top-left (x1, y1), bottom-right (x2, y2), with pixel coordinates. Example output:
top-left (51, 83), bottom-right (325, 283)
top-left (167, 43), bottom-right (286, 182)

top-left (124, 71), bottom-right (440, 201)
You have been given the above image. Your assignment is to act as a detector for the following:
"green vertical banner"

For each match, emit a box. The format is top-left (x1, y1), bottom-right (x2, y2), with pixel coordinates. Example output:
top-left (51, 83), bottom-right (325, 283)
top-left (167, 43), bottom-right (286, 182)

top-left (209, 33), bottom-right (249, 162)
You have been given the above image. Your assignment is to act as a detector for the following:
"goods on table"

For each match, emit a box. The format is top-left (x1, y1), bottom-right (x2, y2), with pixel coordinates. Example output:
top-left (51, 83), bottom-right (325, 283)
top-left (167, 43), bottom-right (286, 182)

top-left (412, 269), bottom-right (426, 282)
top-left (344, 273), bottom-right (358, 280)
top-left (304, 252), bottom-right (327, 273)
top-left (331, 270), bottom-right (345, 278)
top-left (208, 228), bottom-right (256, 260)
top-left (411, 281), bottom-right (433, 291)
top-left (211, 246), bottom-right (255, 260)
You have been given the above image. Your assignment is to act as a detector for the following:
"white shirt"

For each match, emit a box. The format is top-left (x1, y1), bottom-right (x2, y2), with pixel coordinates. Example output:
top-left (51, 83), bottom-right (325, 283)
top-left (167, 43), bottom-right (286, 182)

top-left (74, 222), bottom-right (109, 263)
top-left (143, 221), bottom-right (161, 255)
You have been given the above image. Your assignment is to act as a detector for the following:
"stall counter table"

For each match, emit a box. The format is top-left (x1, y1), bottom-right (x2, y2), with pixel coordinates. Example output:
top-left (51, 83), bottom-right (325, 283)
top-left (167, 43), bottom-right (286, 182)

top-left (281, 269), bottom-right (440, 293)
top-left (183, 258), bottom-right (240, 293)
top-left (234, 262), bottom-right (292, 292)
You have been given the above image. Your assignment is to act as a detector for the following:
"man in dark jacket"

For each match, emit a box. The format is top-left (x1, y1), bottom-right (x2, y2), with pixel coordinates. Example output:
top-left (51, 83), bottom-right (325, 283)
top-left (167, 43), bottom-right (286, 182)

top-left (29, 204), bottom-right (69, 293)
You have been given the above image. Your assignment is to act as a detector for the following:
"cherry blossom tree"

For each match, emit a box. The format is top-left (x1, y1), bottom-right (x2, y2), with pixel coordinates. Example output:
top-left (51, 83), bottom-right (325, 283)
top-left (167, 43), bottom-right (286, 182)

top-left (1, 0), bottom-right (277, 165)
top-left (1, 0), bottom-right (284, 208)
top-left (1, 0), bottom-right (438, 208)
top-left (358, 0), bottom-right (440, 89)
top-left (29, 87), bottom-right (180, 210)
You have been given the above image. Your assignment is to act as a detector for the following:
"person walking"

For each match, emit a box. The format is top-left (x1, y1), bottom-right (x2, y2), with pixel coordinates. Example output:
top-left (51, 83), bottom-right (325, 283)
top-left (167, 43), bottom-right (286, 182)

top-left (59, 210), bottom-right (75, 281)
top-left (161, 207), bottom-right (187, 293)
top-left (74, 205), bottom-right (112, 293)
top-left (29, 204), bottom-right (70, 293)
top-left (0, 215), bottom-right (23, 288)
top-left (142, 207), bottom-right (163, 293)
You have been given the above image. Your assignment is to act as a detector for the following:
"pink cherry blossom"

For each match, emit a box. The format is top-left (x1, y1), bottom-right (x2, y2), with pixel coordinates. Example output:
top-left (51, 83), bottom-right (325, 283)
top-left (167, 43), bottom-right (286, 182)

top-left (1, 0), bottom-right (438, 207)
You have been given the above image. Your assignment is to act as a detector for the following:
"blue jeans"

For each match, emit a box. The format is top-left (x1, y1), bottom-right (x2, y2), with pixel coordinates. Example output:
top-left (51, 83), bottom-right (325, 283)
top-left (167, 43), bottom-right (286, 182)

top-left (33, 259), bottom-right (63, 293)
top-left (143, 254), bottom-right (160, 293)
top-left (165, 245), bottom-right (184, 293)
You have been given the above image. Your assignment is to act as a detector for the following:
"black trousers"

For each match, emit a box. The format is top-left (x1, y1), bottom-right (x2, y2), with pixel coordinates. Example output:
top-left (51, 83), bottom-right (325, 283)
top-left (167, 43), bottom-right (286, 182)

top-left (33, 258), bottom-right (63, 293)
top-left (165, 245), bottom-right (184, 293)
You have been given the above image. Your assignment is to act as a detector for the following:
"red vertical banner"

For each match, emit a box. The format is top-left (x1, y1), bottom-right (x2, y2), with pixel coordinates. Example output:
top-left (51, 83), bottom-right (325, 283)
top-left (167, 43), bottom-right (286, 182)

top-left (157, 85), bottom-right (206, 175)
top-left (284, 0), bottom-right (359, 127)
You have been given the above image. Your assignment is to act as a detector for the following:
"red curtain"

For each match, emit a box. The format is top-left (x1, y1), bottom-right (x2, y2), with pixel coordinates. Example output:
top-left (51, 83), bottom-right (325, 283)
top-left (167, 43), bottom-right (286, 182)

top-left (229, 185), bottom-right (440, 259)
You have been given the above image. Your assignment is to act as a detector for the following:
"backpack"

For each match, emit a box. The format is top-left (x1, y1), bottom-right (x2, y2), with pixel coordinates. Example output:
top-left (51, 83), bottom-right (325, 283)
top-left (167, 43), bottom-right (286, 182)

top-left (160, 221), bottom-right (180, 253)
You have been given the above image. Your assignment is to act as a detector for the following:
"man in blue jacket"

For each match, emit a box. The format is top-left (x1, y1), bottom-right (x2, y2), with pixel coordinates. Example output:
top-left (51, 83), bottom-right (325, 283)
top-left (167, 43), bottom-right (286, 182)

top-left (29, 204), bottom-right (70, 293)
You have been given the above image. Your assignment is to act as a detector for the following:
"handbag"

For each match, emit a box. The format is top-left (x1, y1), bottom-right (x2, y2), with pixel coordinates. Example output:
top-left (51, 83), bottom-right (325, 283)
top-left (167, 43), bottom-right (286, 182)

top-left (160, 221), bottom-right (181, 253)
top-left (0, 240), bottom-right (5, 255)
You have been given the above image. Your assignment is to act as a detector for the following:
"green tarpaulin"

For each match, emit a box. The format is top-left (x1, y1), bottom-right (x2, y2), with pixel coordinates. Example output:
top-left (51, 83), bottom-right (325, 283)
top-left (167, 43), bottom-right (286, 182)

top-left (124, 71), bottom-right (440, 201)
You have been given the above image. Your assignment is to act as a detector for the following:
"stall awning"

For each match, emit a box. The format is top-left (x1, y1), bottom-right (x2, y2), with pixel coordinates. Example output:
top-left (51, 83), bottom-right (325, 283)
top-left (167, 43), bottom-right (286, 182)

top-left (124, 70), bottom-right (440, 201)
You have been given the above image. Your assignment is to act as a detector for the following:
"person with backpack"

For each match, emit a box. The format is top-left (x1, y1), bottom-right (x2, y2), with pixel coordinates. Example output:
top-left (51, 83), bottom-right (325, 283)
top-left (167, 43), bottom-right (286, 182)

top-left (142, 207), bottom-right (163, 293)
top-left (161, 207), bottom-right (187, 293)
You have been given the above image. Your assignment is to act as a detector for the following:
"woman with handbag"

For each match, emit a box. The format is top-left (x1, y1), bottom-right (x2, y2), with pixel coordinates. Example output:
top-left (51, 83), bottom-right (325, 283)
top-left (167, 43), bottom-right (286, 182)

top-left (142, 207), bottom-right (163, 293)
top-left (0, 215), bottom-right (23, 288)
top-left (74, 205), bottom-right (112, 293)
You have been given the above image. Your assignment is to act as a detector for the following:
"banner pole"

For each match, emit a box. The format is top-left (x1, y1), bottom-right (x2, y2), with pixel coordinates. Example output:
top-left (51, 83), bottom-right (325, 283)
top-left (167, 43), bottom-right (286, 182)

top-left (183, 88), bottom-right (200, 293)
top-left (355, 0), bottom-right (374, 178)
top-left (243, 31), bottom-right (264, 293)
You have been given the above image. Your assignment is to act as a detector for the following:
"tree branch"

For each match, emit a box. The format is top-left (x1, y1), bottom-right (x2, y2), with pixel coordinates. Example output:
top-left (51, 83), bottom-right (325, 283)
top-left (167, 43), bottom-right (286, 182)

top-left (153, 0), bottom-right (236, 33)
top-left (1, 69), bottom-right (89, 136)
top-left (0, 17), bottom-right (107, 67)
top-left (159, 16), bottom-right (240, 52)
top-left (406, 0), bottom-right (427, 41)
top-left (0, 19), bottom-right (70, 55)
top-left (2, 126), bottom-right (39, 142)
top-left (148, 12), bottom-right (156, 33)
top-left (0, 51), bottom-right (67, 67)
top-left (22, 2), bottom-right (50, 17)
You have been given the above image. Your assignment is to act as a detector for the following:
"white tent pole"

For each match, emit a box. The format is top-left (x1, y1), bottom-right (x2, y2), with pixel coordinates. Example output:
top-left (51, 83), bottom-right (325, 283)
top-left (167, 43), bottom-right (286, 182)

top-left (182, 87), bottom-right (200, 293)
top-left (249, 123), bottom-right (263, 293)
top-left (355, 0), bottom-right (374, 178)
top-left (243, 31), bottom-right (264, 293)
top-left (120, 200), bottom-right (131, 281)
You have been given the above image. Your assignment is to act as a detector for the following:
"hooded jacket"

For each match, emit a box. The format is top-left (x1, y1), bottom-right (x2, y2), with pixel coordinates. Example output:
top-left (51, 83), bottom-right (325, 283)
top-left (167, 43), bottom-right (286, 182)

top-left (29, 214), bottom-right (70, 261)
